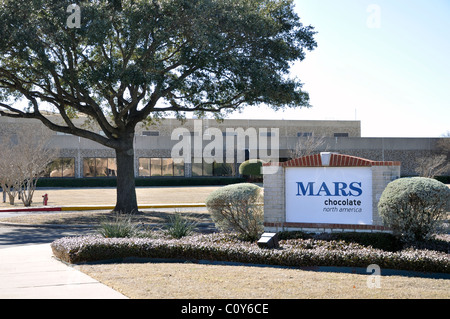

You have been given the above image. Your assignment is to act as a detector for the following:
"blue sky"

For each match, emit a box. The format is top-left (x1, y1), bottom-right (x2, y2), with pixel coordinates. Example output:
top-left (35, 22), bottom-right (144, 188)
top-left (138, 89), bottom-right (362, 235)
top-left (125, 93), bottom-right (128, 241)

top-left (228, 0), bottom-right (450, 137)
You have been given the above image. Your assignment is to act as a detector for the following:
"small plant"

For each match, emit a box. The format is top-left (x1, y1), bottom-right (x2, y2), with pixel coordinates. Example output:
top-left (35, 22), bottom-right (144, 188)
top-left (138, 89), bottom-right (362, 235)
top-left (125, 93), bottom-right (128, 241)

top-left (165, 212), bottom-right (197, 239)
top-left (206, 183), bottom-right (264, 241)
top-left (97, 212), bottom-right (140, 238)
top-left (378, 177), bottom-right (450, 243)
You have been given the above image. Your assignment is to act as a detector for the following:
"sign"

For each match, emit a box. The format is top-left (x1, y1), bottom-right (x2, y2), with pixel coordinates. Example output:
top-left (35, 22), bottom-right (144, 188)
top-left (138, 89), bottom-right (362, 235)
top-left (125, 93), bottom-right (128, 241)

top-left (285, 167), bottom-right (373, 225)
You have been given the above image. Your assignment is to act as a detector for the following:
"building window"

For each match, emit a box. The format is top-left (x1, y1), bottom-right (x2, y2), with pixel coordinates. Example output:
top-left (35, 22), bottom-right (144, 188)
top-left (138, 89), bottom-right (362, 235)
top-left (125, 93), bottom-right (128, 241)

top-left (334, 133), bottom-right (349, 137)
top-left (260, 131), bottom-right (276, 137)
top-left (150, 158), bottom-right (162, 176)
top-left (45, 158), bottom-right (75, 177)
top-left (162, 158), bottom-right (174, 176)
top-left (83, 157), bottom-right (117, 177)
top-left (192, 159), bottom-right (234, 177)
top-left (139, 158), bottom-right (150, 177)
top-left (142, 131), bottom-right (159, 136)
top-left (297, 132), bottom-right (313, 137)
top-left (213, 162), bottom-right (235, 176)
top-left (138, 158), bottom-right (185, 177)
top-left (192, 160), bottom-right (213, 176)
top-left (173, 160), bottom-right (185, 176)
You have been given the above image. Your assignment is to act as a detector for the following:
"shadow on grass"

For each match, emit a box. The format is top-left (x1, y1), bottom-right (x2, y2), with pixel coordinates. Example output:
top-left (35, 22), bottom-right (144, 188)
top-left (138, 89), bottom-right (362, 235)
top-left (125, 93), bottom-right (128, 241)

top-left (12, 210), bottom-right (213, 226)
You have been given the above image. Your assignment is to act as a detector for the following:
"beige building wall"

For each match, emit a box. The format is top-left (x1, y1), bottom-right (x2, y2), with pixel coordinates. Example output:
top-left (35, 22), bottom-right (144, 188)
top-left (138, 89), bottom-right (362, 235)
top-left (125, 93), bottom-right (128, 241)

top-left (1, 116), bottom-right (448, 178)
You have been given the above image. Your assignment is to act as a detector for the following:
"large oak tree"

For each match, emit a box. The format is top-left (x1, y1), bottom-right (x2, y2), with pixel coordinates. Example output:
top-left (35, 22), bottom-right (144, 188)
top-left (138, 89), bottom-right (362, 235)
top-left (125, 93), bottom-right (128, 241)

top-left (0, 0), bottom-right (316, 213)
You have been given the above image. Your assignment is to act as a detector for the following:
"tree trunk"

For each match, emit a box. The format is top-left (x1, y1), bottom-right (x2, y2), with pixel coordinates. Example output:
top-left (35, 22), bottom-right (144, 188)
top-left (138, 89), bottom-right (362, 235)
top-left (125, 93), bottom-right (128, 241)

top-left (114, 135), bottom-right (138, 214)
top-left (8, 193), bottom-right (15, 205)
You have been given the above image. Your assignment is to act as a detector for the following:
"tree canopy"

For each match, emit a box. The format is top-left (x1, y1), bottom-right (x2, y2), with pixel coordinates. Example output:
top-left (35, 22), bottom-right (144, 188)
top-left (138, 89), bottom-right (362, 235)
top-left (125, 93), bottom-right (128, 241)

top-left (0, 0), bottom-right (317, 213)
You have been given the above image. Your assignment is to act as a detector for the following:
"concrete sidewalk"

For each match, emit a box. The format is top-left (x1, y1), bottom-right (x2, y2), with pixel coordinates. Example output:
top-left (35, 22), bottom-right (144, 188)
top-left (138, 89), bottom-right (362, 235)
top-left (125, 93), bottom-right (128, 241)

top-left (0, 243), bottom-right (128, 299)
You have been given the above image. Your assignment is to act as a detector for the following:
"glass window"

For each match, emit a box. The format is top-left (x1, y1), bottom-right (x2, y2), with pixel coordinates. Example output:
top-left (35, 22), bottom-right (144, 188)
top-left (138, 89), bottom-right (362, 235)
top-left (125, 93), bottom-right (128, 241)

top-left (139, 158), bottom-right (150, 177)
top-left (174, 159), bottom-right (185, 177)
top-left (203, 161), bottom-right (213, 176)
top-left (150, 158), bottom-right (162, 176)
top-left (62, 158), bottom-right (75, 177)
top-left (83, 158), bottom-right (96, 177)
top-left (44, 158), bottom-right (75, 178)
top-left (297, 132), bottom-right (313, 137)
top-left (46, 160), bottom-right (63, 177)
top-left (142, 131), bottom-right (159, 136)
top-left (162, 158), bottom-right (173, 176)
top-left (192, 162), bottom-right (203, 177)
top-left (334, 133), bottom-right (349, 137)
top-left (96, 158), bottom-right (108, 177)
top-left (83, 157), bottom-right (116, 177)
top-left (107, 158), bottom-right (117, 176)
top-left (139, 157), bottom-right (184, 177)
top-left (213, 162), bottom-right (234, 176)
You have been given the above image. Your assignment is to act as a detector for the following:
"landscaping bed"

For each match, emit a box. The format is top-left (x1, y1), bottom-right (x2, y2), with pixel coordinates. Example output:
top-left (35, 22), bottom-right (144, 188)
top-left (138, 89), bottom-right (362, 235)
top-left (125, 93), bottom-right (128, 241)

top-left (51, 232), bottom-right (450, 274)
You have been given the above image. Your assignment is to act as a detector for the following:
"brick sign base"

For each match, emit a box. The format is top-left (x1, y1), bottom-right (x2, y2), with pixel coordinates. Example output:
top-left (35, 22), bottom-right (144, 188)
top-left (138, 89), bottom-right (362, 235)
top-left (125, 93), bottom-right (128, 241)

top-left (262, 153), bottom-right (400, 233)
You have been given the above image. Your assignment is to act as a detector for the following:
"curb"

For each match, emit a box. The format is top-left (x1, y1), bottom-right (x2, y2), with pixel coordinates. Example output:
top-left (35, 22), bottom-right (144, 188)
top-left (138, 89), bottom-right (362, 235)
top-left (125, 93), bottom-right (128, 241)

top-left (0, 203), bottom-right (206, 213)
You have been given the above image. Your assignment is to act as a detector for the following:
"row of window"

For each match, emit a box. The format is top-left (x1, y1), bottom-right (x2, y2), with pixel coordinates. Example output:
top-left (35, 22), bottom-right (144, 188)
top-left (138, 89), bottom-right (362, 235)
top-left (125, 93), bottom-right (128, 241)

top-left (58, 131), bottom-right (351, 138)
top-left (297, 132), bottom-right (349, 137)
top-left (143, 131), bottom-right (350, 137)
top-left (138, 158), bottom-right (184, 177)
top-left (44, 157), bottom-right (236, 178)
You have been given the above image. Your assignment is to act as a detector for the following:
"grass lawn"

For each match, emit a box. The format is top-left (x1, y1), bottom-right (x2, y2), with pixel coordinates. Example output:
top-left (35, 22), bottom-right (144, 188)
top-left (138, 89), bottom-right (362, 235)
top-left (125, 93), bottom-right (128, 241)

top-left (75, 259), bottom-right (449, 299)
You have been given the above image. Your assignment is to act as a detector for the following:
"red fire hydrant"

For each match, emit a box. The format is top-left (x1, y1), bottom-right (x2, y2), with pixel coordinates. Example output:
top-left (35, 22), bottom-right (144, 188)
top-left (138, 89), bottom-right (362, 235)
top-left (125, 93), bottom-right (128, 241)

top-left (42, 193), bottom-right (48, 206)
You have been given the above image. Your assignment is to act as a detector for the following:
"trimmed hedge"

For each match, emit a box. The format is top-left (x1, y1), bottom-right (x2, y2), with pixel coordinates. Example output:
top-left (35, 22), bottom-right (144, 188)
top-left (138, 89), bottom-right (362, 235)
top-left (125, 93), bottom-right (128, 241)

top-left (378, 177), bottom-right (450, 242)
top-left (238, 159), bottom-right (264, 177)
top-left (277, 231), bottom-right (405, 252)
top-left (36, 177), bottom-right (245, 188)
top-left (435, 176), bottom-right (450, 184)
top-left (51, 233), bottom-right (449, 274)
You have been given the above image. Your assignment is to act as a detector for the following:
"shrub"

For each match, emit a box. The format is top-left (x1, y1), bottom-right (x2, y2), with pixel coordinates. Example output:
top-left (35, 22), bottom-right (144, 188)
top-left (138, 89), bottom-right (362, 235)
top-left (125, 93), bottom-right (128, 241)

top-left (378, 177), bottom-right (450, 243)
top-left (239, 159), bottom-right (264, 176)
top-left (205, 183), bottom-right (264, 241)
top-left (277, 231), bottom-right (403, 252)
top-left (51, 233), bottom-right (450, 273)
top-left (97, 213), bottom-right (141, 238)
top-left (239, 159), bottom-right (264, 181)
top-left (165, 213), bottom-right (197, 239)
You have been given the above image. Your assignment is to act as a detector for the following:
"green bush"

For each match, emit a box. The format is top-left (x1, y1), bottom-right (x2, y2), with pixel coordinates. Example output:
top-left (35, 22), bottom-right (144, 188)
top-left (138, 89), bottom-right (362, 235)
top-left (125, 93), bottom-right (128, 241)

top-left (238, 159), bottom-right (264, 181)
top-left (239, 159), bottom-right (263, 176)
top-left (378, 177), bottom-right (450, 243)
top-left (205, 183), bottom-right (264, 241)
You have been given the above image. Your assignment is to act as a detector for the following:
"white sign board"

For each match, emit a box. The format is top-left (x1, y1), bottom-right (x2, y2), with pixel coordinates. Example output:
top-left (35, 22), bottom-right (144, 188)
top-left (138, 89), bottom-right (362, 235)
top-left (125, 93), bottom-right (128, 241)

top-left (285, 167), bottom-right (373, 225)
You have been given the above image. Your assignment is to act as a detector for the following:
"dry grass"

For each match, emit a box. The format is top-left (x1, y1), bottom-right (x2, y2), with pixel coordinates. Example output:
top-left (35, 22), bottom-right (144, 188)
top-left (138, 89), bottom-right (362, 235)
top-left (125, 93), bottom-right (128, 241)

top-left (0, 186), bottom-right (219, 208)
top-left (76, 261), bottom-right (450, 299)
top-left (0, 209), bottom-right (212, 226)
